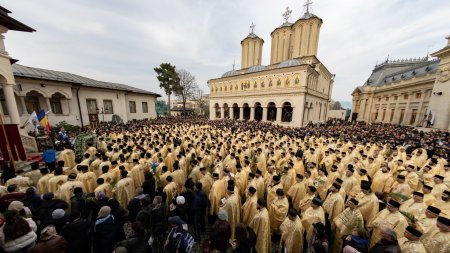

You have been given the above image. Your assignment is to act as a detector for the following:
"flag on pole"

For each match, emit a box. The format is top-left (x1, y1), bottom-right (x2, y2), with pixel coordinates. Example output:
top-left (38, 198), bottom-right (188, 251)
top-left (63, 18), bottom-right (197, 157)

top-left (37, 110), bottom-right (51, 133)
top-left (25, 111), bottom-right (39, 135)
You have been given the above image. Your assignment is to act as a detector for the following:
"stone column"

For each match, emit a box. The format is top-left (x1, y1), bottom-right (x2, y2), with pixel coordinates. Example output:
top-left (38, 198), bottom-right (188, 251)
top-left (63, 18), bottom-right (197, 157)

top-left (2, 83), bottom-right (20, 124)
top-left (276, 107), bottom-right (282, 122)
top-left (239, 107), bottom-right (244, 120)
top-left (220, 107), bottom-right (224, 119)
top-left (415, 92), bottom-right (427, 126)
top-left (250, 107), bottom-right (255, 120)
top-left (66, 98), bottom-right (71, 114)
top-left (402, 92), bottom-right (414, 125)
top-left (230, 107), bottom-right (234, 119)
top-left (45, 97), bottom-right (52, 113)
top-left (262, 107), bottom-right (268, 121)
top-left (19, 96), bottom-right (27, 115)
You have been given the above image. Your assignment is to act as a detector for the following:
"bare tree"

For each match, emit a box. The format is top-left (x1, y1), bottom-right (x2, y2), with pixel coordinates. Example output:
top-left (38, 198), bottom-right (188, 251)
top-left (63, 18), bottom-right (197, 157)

top-left (194, 89), bottom-right (208, 115)
top-left (330, 101), bottom-right (343, 110)
top-left (174, 69), bottom-right (198, 115)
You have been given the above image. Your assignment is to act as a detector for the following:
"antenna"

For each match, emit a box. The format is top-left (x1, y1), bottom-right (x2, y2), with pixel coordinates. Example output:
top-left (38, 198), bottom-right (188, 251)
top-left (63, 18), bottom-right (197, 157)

top-left (232, 60), bottom-right (235, 71)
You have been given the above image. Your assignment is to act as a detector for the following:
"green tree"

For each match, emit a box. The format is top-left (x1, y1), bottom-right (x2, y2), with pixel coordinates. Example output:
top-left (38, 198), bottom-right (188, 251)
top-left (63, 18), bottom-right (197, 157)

top-left (154, 63), bottom-right (180, 116)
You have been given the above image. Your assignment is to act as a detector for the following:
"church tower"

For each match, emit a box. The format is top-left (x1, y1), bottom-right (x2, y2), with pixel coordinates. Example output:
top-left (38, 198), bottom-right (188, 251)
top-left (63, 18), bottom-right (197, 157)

top-left (270, 7), bottom-right (293, 65)
top-left (241, 23), bottom-right (264, 69)
top-left (291, 0), bottom-right (322, 58)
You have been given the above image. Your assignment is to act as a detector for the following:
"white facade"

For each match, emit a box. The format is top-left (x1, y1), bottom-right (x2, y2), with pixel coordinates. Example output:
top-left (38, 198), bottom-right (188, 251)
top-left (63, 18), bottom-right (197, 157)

top-left (0, 65), bottom-right (159, 128)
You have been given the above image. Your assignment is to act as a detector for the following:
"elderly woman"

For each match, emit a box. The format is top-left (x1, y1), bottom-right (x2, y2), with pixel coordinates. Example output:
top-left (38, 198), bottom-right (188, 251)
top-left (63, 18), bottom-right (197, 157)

top-left (93, 206), bottom-right (116, 253)
top-left (0, 210), bottom-right (37, 253)
top-left (28, 225), bottom-right (68, 253)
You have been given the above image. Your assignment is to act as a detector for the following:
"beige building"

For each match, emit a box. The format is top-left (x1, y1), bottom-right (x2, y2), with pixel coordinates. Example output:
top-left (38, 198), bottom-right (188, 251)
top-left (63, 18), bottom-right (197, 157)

top-left (1, 64), bottom-right (160, 127)
top-left (328, 109), bottom-right (346, 120)
top-left (208, 5), bottom-right (333, 127)
top-left (0, 6), bottom-right (159, 131)
top-left (351, 36), bottom-right (450, 130)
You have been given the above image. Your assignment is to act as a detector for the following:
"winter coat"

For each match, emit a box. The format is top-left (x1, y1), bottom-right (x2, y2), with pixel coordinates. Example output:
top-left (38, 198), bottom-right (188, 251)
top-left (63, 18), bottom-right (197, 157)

top-left (210, 220), bottom-right (231, 252)
top-left (28, 235), bottom-right (67, 253)
top-left (368, 239), bottom-right (401, 253)
top-left (0, 227), bottom-right (36, 253)
top-left (92, 215), bottom-right (116, 253)
top-left (61, 218), bottom-right (91, 253)
top-left (36, 200), bottom-right (69, 230)
top-left (122, 233), bottom-right (149, 253)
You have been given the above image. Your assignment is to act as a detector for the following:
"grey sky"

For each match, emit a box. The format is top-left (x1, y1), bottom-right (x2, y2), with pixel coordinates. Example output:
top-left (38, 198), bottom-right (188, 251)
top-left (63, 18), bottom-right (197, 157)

top-left (3, 0), bottom-right (449, 102)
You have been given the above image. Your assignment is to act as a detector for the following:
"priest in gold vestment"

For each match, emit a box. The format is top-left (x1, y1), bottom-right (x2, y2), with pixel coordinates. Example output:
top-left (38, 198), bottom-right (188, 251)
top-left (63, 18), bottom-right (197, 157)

top-left (367, 199), bottom-right (408, 248)
top-left (249, 199), bottom-right (271, 253)
top-left (279, 208), bottom-right (304, 253)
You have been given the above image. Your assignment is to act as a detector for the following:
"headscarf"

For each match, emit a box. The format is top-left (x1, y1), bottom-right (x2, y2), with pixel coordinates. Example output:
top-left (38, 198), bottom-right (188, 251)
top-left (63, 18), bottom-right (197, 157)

top-left (98, 206), bottom-right (111, 218)
top-left (40, 225), bottom-right (58, 240)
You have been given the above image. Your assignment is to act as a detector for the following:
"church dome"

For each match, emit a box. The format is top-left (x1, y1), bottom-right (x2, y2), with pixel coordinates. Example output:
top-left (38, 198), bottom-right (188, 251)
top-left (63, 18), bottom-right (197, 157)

top-left (246, 65), bottom-right (267, 73)
top-left (221, 70), bottom-right (240, 78)
top-left (278, 59), bottom-right (303, 68)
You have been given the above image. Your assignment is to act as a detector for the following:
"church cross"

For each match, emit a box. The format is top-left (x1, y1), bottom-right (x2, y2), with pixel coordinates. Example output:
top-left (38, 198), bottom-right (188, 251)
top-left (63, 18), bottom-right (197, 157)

top-left (282, 6), bottom-right (292, 23)
top-left (250, 22), bottom-right (255, 34)
top-left (304, 0), bottom-right (313, 13)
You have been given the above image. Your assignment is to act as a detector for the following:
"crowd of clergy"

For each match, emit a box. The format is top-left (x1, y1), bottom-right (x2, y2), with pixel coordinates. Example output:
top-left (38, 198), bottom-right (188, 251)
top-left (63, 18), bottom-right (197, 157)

top-left (0, 117), bottom-right (448, 253)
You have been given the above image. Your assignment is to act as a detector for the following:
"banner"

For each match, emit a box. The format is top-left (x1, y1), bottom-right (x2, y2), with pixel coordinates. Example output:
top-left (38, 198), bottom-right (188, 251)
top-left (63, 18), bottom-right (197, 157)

top-left (0, 124), bottom-right (27, 161)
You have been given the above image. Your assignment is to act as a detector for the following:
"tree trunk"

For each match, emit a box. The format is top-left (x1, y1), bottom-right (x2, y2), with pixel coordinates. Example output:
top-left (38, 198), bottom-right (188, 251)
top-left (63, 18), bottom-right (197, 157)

top-left (168, 95), bottom-right (171, 116)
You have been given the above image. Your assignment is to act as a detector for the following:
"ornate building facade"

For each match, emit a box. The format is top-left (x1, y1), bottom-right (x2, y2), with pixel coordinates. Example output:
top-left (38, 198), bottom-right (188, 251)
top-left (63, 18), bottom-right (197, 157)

top-left (208, 4), bottom-right (333, 127)
top-left (351, 36), bottom-right (450, 130)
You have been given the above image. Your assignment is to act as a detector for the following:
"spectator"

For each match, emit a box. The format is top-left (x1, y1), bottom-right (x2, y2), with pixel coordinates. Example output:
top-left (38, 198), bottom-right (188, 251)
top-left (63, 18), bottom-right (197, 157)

top-left (210, 209), bottom-right (231, 253)
top-left (0, 210), bottom-right (37, 253)
top-left (343, 228), bottom-right (370, 253)
top-left (28, 225), bottom-right (68, 253)
top-left (0, 184), bottom-right (25, 213)
top-left (36, 193), bottom-right (68, 231)
top-left (368, 227), bottom-right (401, 253)
top-left (230, 223), bottom-right (257, 253)
top-left (116, 221), bottom-right (149, 253)
top-left (42, 145), bottom-right (56, 172)
top-left (93, 206), bottom-right (116, 253)
top-left (61, 211), bottom-right (91, 253)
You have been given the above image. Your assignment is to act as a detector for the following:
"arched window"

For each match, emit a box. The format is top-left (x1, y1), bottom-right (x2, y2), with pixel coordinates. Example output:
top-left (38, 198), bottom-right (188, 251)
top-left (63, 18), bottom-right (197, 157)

top-left (243, 103), bottom-right (250, 120)
top-left (282, 102), bottom-right (293, 122)
top-left (267, 102), bottom-right (277, 121)
top-left (215, 103), bottom-right (220, 118)
top-left (233, 103), bottom-right (239, 119)
top-left (223, 103), bottom-right (230, 118)
top-left (254, 102), bottom-right (262, 121)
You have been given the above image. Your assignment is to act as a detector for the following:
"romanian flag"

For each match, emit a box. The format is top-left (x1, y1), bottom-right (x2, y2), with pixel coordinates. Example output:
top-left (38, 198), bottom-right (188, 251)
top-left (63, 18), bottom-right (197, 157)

top-left (37, 110), bottom-right (51, 132)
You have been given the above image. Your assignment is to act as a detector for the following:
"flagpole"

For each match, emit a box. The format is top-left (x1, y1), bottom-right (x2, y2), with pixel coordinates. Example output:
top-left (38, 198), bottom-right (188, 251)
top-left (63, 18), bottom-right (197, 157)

top-left (0, 112), bottom-right (17, 172)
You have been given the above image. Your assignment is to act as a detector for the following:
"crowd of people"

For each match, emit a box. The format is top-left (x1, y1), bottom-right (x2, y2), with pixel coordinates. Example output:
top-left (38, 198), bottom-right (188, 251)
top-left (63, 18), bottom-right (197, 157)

top-left (0, 117), bottom-right (448, 253)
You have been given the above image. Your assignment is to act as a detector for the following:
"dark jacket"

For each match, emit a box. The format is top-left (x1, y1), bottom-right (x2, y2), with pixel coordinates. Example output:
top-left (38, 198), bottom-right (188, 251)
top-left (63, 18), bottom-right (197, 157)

top-left (70, 193), bottom-right (91, 219)
top-left (92, 215), bottom-right (116, 253)
top-left (232, 227), bottom-right (257, 253)
top-left (210, 220), bottom-right (231, 252)
top-left (149, 204), bottom-right (167, 235)
top-left (343, 235), bottom-right (369, 253)
top-left (127, 196), bottom-right (144, 222)
top-left (61, 218), bottom-right (91, 253)
top-left (28, 235), bottom-right (68, 253)
top-left (37, 199), bottom-right (69, 230)
top-left (22, 194), bottom-right (42, 216)
top-left (369, 239), bottom-right (401, 253)
top-left (142, 178), bottom-right (156, 199)
top-left (190, 190), bottom-right (207, 216)
top-left (122, 232), bottom-right (149, 253)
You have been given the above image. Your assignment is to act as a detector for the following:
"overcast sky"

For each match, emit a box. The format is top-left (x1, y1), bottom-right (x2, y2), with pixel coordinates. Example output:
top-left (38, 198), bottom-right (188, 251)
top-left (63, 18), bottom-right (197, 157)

top-left (3, 0), bottom-right (449, 102)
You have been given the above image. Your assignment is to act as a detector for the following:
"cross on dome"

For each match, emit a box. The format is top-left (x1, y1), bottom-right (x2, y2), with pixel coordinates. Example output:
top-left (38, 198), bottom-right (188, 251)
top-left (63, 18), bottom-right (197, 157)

top-left (304, 0), bottom-right (313, 14)
top-left (282, 6), bottom-right (292, 23)
top-left (249, 22), bottom-right (255, 34)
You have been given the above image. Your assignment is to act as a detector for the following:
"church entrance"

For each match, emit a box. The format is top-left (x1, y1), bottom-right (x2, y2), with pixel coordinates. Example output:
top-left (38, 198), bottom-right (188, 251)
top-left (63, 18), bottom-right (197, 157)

top-left (254, 102), bottom-right (262, 121)
top-left (223, 103), bottom-right (230, 118)
top-left (215, 103), bottom-right (220, 118)
top-left (267, 102), bottom-right (276, 121)
top-left (233, 103), bottom-right (239, 119)
top-left (281, 102), bottom-right (293, 122)
top-left (243, 103), bottom-right (250, 120)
